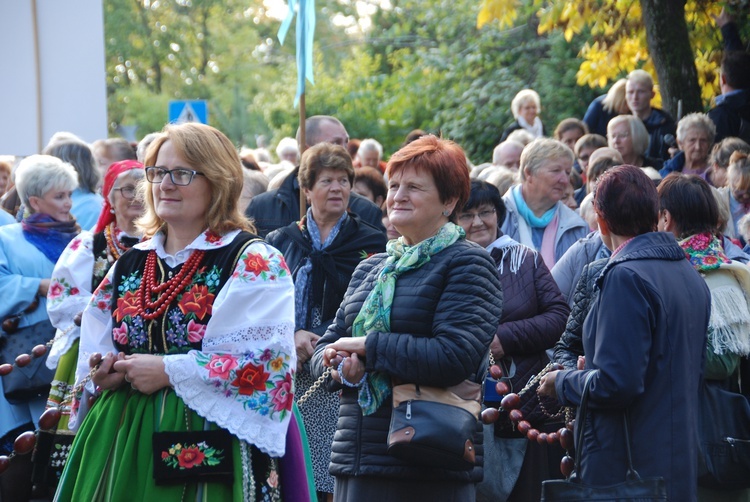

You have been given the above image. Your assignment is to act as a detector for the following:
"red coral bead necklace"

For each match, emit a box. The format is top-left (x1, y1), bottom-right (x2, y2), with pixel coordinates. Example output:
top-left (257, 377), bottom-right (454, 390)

top-left (136, 249), bottom-right (206, 321)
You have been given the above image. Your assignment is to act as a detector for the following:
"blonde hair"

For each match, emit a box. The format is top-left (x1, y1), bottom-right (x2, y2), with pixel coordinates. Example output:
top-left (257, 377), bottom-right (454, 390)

top-left (728, 151), bottom-right (750, 192)
top-left (520, 138), bottom-right (575, 182)
top-left (627, 69), bottom-right (654, 90)
top-left (601, 79), bottom-right (629, 114)
top-left (138, 123), bottom-right (254, 237)
top-left (511, 89), bottom-right (541, 119)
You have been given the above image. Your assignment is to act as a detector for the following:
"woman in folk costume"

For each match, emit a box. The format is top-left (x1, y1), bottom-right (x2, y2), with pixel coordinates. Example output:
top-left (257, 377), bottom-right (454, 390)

top-left (35, 160), bottom-right (144, 494)
top-left (55, 123), bottom-right (308, 501)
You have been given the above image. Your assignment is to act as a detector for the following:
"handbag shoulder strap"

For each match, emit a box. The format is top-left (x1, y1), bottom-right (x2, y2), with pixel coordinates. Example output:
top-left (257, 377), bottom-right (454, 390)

top-left (574, 370), bottom-right (597, 475)
top-left (574, 370), bottom-right (641, 480)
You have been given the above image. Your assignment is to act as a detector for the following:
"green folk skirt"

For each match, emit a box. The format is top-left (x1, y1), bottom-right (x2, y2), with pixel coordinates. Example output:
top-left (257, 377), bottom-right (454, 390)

top-left (55, 386), bottom-right (281, 501)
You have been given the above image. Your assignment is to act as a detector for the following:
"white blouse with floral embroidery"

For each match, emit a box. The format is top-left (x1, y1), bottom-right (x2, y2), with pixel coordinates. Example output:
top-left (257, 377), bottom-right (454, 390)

top-left (72, 229), bottom-right (296, 457)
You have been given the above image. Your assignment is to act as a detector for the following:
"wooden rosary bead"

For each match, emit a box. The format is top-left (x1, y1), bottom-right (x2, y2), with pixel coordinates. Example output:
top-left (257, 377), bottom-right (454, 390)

top-left (516, 420), bottom-right (532, 434)
top-left (38, 408), bottom-right (62, 431)
top-left (560, 455), bottom-right (575, 477)
top-left (0, 455), bottom-right (9, 475)
top-left (508, 409), bottom-right (524, 422)
top-left (495, 381), bottom-right (510, 395)
top-left (31, 344), bottom-right (47, 358)
top-left (489, 364), bottom-right (503, 379)
top-left (14, 431), bottom-right (36, 455)
top-left (15, 354), bottom-right (31, 367)
top-left (559, 428), bottom-right (574, 450)
top-left (500, 393), bottom-right (521, 411)
top-left (0, 363), bottom-right (12, 376)
top-left (481, 408), bottom-right (500, 425)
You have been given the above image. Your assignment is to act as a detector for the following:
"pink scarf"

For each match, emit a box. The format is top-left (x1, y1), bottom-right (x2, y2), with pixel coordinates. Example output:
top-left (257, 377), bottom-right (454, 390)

top-left (540, 212), bottom-right (559, 268)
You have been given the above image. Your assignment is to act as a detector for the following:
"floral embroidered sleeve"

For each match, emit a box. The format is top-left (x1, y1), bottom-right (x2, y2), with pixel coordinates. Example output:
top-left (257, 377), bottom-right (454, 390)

top-left (46, 231), bottom-right (95, 368)
top-left (68, 269), bottom-right (117, 430)
top-left (163, 241), bottom-right (296, 457)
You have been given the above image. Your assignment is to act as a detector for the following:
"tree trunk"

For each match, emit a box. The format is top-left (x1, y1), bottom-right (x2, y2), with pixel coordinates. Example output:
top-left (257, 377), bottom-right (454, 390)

top-left (640, 0), bottom-right (702, 119)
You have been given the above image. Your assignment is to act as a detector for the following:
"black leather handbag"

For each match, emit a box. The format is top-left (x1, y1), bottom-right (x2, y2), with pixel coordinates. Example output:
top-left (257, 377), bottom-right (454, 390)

top-left (541, 371), bottom-right (667, 501)
top-left (0, 318), bottom-right (56, 403)
top-left (697, 378), bottom-right (750, 489)
top-left (387, 380), bottom-right (482, 471)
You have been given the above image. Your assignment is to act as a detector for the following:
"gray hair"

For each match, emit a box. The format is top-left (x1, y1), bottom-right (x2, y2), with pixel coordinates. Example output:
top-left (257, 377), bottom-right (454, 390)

top-left (520, 138), bottom-right (575, 182)
top-left (42, 140), bottom-right (100, 193)
top-left (492, 140), bottom-right (524, 166)
top-left (137, 132), bottom-right (161, 163)
top-left (506, 129), bottom-right (535, 146)
top-left (107, 169), bottom-right (145, 205)
top-left (15, 155), bottom-right (79, 209)
top-left (359, 138), bottom-right (383, 158)
top-left (607, 115), bottom-right (650, 157)
top-left (275, 137), bottom-right (299, 162)
top-left (676, 112), bottom-right (716, 144)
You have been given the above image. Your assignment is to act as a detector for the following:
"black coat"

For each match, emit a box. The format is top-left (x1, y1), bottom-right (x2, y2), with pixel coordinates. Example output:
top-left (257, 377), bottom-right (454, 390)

top-left (245, 168), bottom-right (385, 237)
top-left (552, 258), bottom-right (608, 370)
top-left (489, 244), bottom-right (569, 433)
top-left (311, 239), bottom-right (503, 483)
top-left (554, 232), bottom-right (710, 502)
top-left (266, 214), bottom-right (386, 335)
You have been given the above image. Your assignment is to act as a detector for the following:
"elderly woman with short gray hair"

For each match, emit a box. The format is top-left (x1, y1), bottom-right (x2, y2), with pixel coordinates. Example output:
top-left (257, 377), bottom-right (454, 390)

top-left (0, 154), bottom-right (80, 500)
top-left (500, 138), bottom-right (588, 268)
top-left (659, 112), bottom-right (717, 179)
top-left (607, 114), bottom-right (662, 170)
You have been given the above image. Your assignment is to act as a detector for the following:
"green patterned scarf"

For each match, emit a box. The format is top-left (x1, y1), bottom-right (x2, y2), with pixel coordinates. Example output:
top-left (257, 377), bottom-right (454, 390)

top-left (352, 222), bottom-right (465, 415)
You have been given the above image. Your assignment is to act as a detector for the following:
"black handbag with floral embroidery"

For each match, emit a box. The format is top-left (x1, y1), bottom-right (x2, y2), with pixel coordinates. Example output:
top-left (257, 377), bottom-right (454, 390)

top-left (152, 428), bottom-right (234, 485)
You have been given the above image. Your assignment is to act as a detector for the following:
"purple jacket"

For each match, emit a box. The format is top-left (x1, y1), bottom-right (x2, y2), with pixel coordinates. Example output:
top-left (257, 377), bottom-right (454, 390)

top-left (488, 237), bottom-right (569, 433)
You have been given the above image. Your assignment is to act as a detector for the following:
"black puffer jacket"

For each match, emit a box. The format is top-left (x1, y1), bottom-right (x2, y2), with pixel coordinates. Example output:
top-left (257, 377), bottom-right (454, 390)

top-left (552, 258), bottom-right (608, 370)
top-left (311, 239), bottom-right (503, 483)
top-left (489, 244), bottom-right (569, 433)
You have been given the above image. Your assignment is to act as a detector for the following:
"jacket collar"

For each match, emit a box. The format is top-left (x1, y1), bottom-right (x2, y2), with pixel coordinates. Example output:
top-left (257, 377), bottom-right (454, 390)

top-left (596, 232), bottom-right (685, 288)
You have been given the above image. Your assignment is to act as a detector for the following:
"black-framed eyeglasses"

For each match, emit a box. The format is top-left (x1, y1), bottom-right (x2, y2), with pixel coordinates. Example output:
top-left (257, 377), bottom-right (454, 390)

top-left (112, 185), bottom-right (137, 200)
top-left (145, 166), bottom-right (206, 186)
top-left (457, 208), bottom-right (496, 223)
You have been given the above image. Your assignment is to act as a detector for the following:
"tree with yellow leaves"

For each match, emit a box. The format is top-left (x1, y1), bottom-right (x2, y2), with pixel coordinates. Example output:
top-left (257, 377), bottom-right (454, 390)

top-left (477, 0), bottom-right (735, 118)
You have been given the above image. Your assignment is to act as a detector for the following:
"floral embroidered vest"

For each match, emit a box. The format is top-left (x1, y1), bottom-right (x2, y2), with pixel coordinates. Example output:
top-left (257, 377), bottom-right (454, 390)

top-left (110, 232), bottom-right (257, 355)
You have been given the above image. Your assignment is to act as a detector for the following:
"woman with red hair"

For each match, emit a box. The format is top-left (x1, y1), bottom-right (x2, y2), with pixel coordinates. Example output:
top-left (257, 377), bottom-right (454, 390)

top-left (312, 135), bottom-right (503, 500)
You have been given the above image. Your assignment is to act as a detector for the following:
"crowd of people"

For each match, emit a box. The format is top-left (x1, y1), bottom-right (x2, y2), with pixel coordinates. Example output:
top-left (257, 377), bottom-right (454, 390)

top-left (0, 15), bottom-right (748, 502)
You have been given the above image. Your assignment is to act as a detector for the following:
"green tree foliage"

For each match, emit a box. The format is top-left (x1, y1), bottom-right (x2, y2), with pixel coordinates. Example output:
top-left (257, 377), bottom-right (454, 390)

top-left (105, 0), bottom-right (600, 162)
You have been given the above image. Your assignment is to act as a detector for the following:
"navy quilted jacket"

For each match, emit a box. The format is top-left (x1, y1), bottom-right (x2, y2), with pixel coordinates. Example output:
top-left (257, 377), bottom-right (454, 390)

top-left (311, 239), bottom-right (503, 483)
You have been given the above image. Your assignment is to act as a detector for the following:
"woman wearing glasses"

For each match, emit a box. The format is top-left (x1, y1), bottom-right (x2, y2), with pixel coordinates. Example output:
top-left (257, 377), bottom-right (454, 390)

top-left (34, 160), bottom-right (144, 495)
top-left (607, 115), bottom-right (663, 171)
top-left (458, 180), bottom-right (569, 502)
top-left (0, 155), bottom-right (80, 501)
top-left (56, 123), bottom-right (301, 500)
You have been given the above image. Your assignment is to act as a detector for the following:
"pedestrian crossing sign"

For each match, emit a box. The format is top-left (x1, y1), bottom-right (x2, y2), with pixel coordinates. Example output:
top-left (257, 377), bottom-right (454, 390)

top-left (168, 100), bottom-right (208, 124)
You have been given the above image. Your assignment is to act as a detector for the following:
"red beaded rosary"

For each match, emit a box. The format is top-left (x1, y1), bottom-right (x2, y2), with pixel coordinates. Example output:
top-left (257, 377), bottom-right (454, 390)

top-left (135, 249), bottom-right (206, 321)
top-left (482, 361), bottom-right (577, 476)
